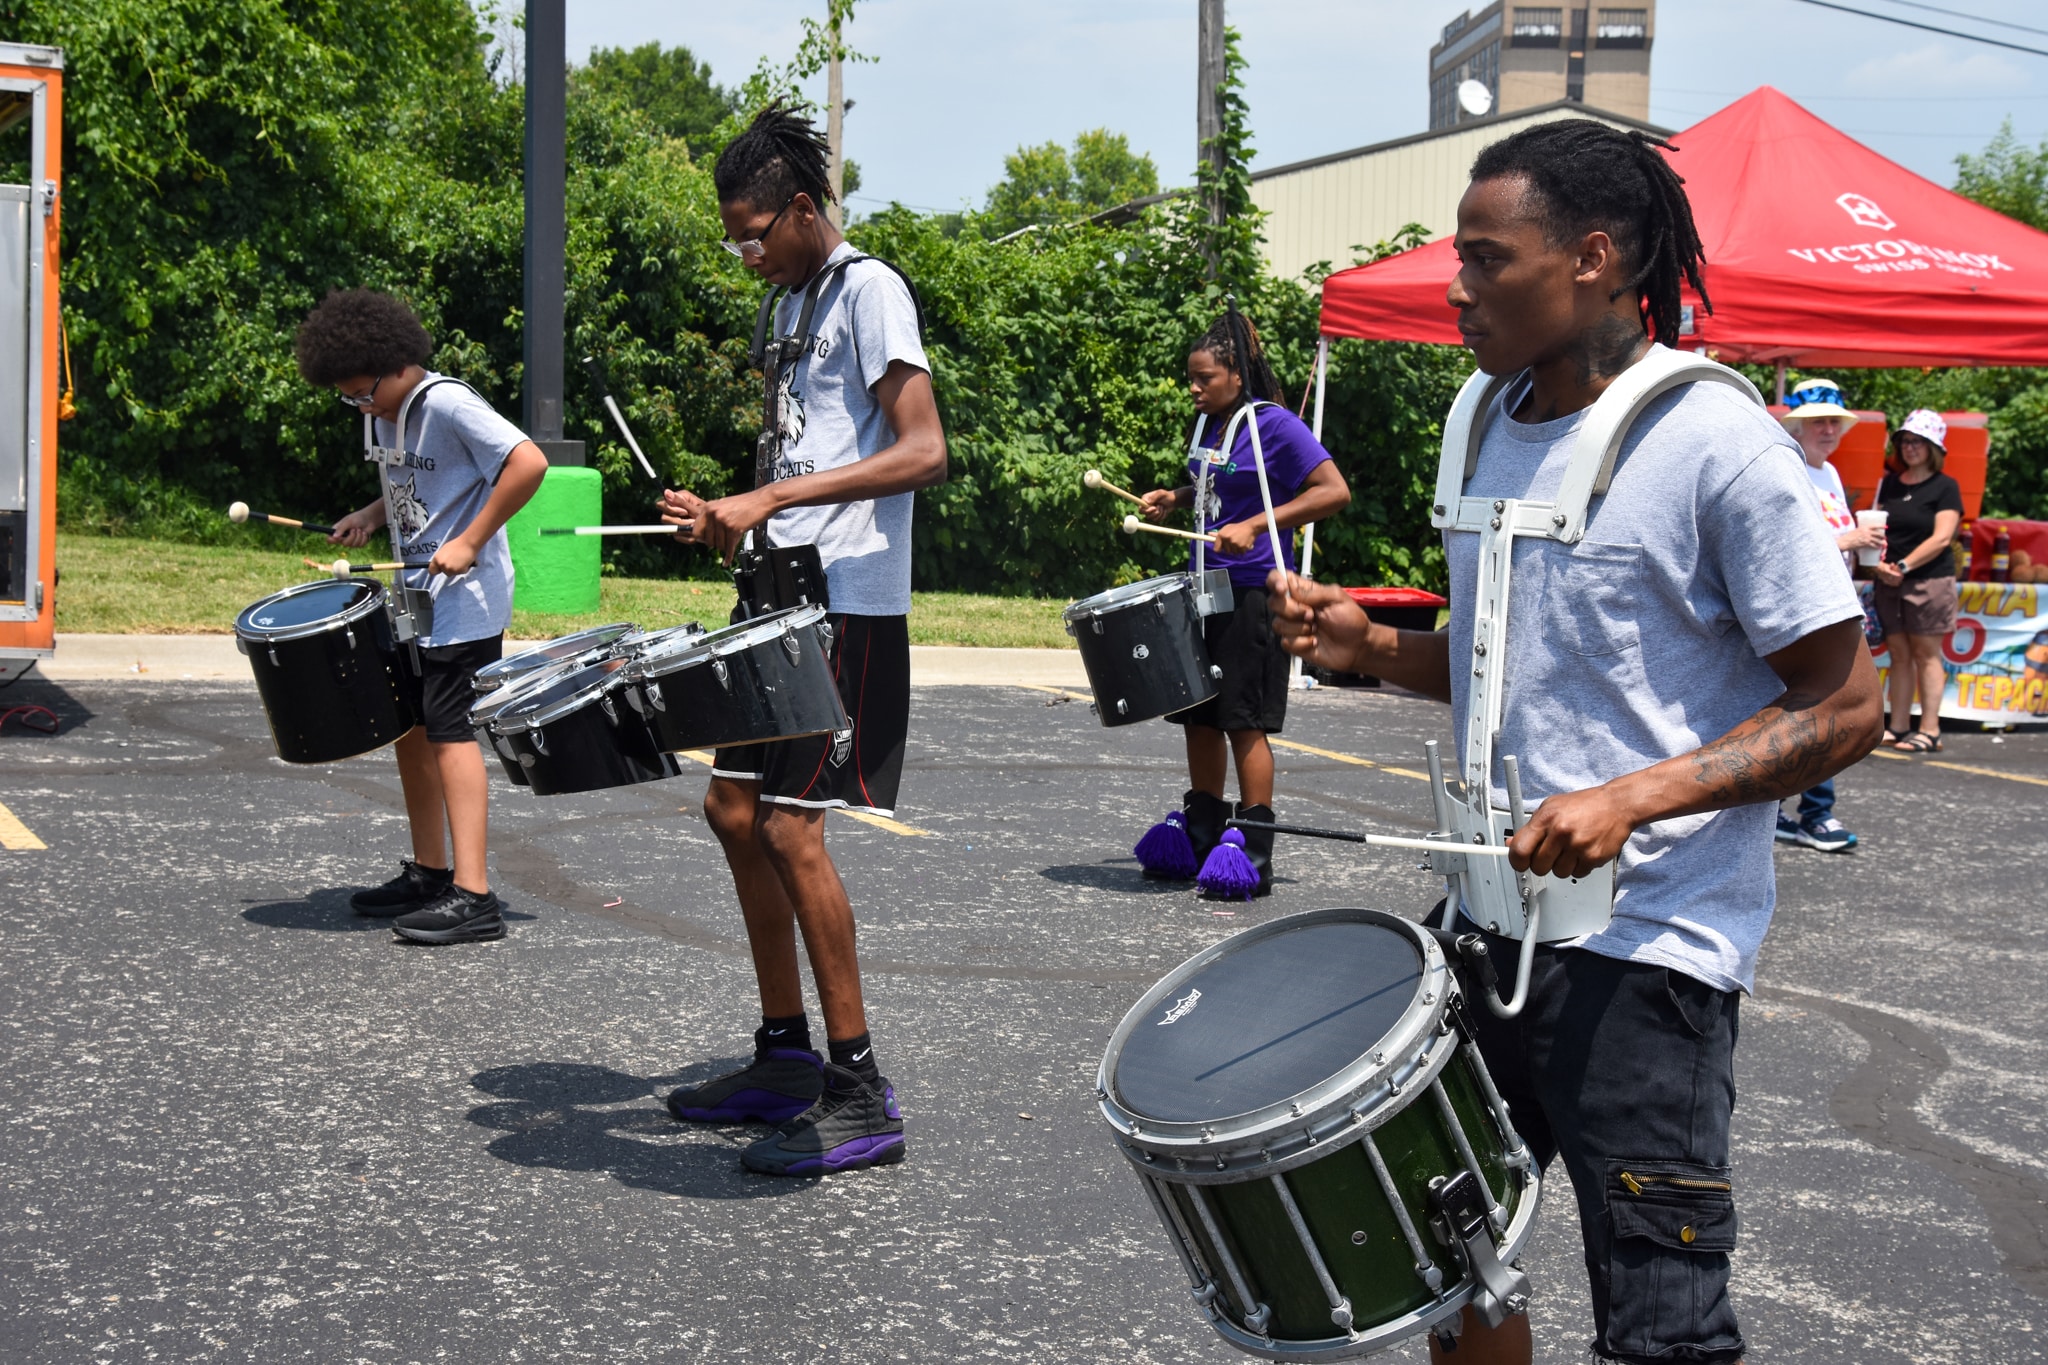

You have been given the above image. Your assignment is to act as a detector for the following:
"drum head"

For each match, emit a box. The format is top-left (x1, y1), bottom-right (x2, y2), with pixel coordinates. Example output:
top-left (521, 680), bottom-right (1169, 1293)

top-left (1111, 915), bottom-right (1424, 1125)
top-left (236, 580), bottom-right (377, 637)
top-left (1062, 574), bottom-right (1187, 623)
top-left (494, 657), bottom-right (629, 730)
top-left (634, 604), bottom-right (824, 676)
top-left (474, 623), bottom-right (634, 687)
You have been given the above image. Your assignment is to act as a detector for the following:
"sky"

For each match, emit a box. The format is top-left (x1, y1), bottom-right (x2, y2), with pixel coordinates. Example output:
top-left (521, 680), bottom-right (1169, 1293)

top-left (559, 1), bottom-right (2048, 217)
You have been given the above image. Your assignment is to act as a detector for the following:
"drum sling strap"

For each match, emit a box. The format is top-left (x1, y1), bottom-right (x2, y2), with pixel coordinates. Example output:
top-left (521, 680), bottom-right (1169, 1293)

top-left (736, 253), bottom-right (927, 620)
top-left (1186, 400), bottom-right (1290, 618)
top-left (361, 374), bottom-right (483, 658)
top-left (1418, 344), bottom-right (1766, 1017)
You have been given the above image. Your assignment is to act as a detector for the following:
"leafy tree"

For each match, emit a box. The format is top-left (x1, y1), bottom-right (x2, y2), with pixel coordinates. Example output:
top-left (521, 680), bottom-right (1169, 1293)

top-left (571, 42), bottom-right (735, 157)
top-left (1954, 120), bottom-right (2048, 233)
top-left (982, 131), bottom-right (1158, 237)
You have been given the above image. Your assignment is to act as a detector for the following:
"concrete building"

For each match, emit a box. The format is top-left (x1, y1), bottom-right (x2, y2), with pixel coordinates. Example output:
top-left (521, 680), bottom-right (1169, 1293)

top-left (1250, 101), bottom-right (1666, 281)
top-left (1428, 2), bottom-right (1655, 131)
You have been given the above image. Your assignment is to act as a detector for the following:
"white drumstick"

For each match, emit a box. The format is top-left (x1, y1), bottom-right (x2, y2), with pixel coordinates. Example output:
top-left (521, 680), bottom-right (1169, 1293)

top-left (1364, 834), bottom-right (1512, 856)
top-left (1083, 468), bottom-right (1147, 508)
top-left (1122, 513), bottom-right (1216, 545)
top-left (537, 524), bottom-right (685, 537)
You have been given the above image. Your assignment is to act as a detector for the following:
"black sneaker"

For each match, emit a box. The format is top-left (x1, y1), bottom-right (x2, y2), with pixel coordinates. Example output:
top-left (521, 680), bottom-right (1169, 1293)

top-left (667, 1048), bottom-right (824, 1124)
top-left (741, 1064), bottom-right (904, 1176)
top-left (391, 885), bottom-right (506, 944)
top-left (350, 858), bottom-right (453, 917)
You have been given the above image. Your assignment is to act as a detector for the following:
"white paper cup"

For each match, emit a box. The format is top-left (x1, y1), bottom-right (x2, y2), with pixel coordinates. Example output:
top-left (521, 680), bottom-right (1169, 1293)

top-left (1855, 509), bottom-right (1889, 566)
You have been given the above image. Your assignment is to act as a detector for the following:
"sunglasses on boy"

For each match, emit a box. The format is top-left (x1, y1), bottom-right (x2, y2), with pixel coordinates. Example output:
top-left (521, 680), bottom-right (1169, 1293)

top-left (721, 194), bottom-right (799, 260)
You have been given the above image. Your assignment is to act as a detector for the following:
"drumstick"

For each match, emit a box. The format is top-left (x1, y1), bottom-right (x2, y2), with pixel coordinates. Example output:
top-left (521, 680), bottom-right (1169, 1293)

top-left (582, 355), bottom-right (662, 481)
top-left (231, 501), bottom-right (336, 535)
top-left (538, 524), bottom-right (686, 537)
top-left (305, 557), bottom-right (435, 578)
top-left (1122, 514), bottom-right (1216, 545)
top-left (1228, 818), bottom-right (1514, 857)
top-left (1083, 469), bottom-right (1147, 508)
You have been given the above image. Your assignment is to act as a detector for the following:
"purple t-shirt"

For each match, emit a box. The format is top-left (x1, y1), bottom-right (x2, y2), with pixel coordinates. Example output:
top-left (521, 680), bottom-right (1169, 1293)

top-left (1187, 402), bottom-right (1333, 588)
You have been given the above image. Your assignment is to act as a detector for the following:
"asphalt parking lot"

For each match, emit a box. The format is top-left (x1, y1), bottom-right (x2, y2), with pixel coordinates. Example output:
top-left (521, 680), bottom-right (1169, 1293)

top-left (2, 672), bottom-right (2045, 1363)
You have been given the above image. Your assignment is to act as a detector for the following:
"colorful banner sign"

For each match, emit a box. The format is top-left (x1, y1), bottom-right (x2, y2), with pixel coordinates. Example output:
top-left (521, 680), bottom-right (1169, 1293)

top-left (1865, 581), bottom-right (2048, 725)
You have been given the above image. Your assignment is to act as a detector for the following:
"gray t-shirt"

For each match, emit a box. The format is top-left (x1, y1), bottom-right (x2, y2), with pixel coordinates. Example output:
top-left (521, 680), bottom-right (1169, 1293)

top-left (1446, 374), bottom-right (1862, 993)
top-left (373, 376), bottom-right (529, 646)
top-left (762, 243), bottom-right (930, 616)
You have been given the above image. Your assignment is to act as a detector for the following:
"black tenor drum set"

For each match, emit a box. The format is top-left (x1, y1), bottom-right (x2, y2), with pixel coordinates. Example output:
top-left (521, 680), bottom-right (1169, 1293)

top-left (234, 573), bottom-right (848, 793)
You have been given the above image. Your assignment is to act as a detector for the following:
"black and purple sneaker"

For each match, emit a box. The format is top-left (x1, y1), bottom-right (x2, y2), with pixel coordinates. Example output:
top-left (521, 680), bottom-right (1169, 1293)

top-left (740, 1064), bottom-right (905, 1177)
top-left (666, 1048), bottom-right (824, 1124)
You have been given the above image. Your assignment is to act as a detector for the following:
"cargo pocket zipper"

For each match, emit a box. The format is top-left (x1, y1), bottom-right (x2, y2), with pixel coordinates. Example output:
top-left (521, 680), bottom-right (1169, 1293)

top-left (1616, 1170), bottom-right (1733, 1244)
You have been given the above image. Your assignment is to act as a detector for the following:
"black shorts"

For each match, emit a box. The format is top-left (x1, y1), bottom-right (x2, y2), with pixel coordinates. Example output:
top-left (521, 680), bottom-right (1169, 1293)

top-left (401, 634), bottom-right (503, 744)
top-left (711, 613), bottom-right (909, 816)
top-left (1170, 586), bottom-right (1290, 733)
top-left (1454, 918), bottom-right (1745, 1365)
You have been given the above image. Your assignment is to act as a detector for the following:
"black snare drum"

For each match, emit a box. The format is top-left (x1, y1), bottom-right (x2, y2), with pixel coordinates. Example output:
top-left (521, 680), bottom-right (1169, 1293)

top-left (486, 657), bottom-right (681, 796)
top-left (625, 604), bottom-right (848, 752)
top-left (1063, 574), bottom-right (1220, 726)
top-left (236, 579), bottom-right (418, 764)
top-left (470, 622), bottom-right (637, 696)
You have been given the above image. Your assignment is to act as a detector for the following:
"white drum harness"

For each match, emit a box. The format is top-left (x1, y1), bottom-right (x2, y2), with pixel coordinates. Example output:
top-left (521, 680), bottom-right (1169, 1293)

top-left (1418, 344), bottom-right (1766, 1016)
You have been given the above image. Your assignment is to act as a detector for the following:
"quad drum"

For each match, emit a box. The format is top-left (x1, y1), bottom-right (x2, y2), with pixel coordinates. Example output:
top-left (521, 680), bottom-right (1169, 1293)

top-left (236, 579), bottom-right (416, 764)
top-left (1064, 574), bottom-right (1220, 726)
top-left (624, 604), bottom-right (848, 753)
top-left (1099, 907), bottom-right (1538, 1359)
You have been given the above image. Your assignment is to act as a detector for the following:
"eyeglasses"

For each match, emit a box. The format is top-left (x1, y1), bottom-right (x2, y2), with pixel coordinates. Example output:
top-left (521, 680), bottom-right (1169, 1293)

top-left (336, 375), bottom-right (385, 410)
top-left (1784, 383), bottom-right (1847, 411)
top-left (721, 195), bottom-right (798, 260)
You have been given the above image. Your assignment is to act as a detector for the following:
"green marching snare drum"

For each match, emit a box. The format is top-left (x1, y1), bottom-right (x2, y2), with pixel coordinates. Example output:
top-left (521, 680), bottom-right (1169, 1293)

top-left (1097, 907), bottom-right (1539, 1359)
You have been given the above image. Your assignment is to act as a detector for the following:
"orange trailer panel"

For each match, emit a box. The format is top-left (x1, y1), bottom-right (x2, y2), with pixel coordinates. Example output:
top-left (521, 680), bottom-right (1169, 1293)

top-left (0, 42), bottom-right (60, 676)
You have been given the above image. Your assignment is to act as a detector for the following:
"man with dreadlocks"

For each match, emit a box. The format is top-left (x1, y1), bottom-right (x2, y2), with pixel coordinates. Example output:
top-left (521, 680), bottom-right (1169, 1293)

top-left (655, 104), bottom-right (946, 1176)
top-left (1272, 121), bottom-right (1880, 1362)
top-left (1132, 304), bottom-right (1349, 896)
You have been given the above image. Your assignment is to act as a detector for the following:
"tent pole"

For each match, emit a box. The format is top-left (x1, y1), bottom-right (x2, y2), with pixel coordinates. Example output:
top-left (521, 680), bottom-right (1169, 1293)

top-left (1774, 360), bottom-right (1787, 404)
top-left (1291, 334), bottom-right (1332, 691)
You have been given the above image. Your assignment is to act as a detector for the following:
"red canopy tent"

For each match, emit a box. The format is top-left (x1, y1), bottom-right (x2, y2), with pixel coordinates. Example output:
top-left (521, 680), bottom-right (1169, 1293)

top-left (1316, 87), bottom-right (2048, 369)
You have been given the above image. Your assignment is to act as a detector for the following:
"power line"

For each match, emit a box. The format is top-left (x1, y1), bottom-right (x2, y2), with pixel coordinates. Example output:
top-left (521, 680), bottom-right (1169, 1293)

top-left (1864, 0), bottom-right (2048, 39)
top-left (1659, 86), bottom-right (2048, 102)
top-left (1788, 0), bottom-right (2048, 58)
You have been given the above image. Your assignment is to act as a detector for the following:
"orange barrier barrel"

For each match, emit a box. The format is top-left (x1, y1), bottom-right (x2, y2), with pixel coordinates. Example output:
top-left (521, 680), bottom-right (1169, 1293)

top-left (1941, 411), bottom-right (1988, 523)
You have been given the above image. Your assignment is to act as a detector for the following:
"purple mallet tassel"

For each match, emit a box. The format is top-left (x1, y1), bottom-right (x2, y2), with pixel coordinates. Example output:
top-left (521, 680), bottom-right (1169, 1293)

top-left (1134, 810), bottom-right (1198, 879)
top-left (1197, 828), bottom-right (1260, 900)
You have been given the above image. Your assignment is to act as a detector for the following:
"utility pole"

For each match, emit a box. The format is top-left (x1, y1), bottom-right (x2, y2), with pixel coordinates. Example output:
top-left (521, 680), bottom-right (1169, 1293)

top-left (523, 0), bottom-right (581, 464)
top-left (826, 31), bottom-right (845, 230)
top-left (1197, 0), bottom-right (1226, 227)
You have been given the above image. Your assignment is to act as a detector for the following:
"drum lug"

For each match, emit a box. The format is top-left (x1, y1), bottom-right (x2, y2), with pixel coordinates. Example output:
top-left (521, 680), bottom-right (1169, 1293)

top-left (1091, 618), bottom-right (1104, 635)
top-left (268, 644), bottom-right (280, 667)
top-left (713, 657), bottom-right (731, 690)
top-left (345, 626), bottom-right (356, 651)
top-left (1429, 1172), bottom-right (1532, 1328)
top-left (1116, 698), bottom-right (1128, 715)
top-left (1209, 664), bottom-right (1222, 679)
top-left (530, 727), bottom-right (549, 756)
top-left (647, 679), bottom-right (666, 712)
top-left (600, 693), bottom-right (618, 724)
top-left (781, 629), bottom-right (803, 664)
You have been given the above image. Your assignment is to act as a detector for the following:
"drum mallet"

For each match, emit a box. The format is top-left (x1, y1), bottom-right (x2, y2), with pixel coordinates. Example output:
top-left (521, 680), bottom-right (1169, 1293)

top-left (1226, 817), bottom-right (1514, 858)
top-left (538, 524), bottom-right (686, 537)
top-left (1121, 513), bottom-right (1216, 546)
top-left (582, 355), bottom-right (662, 482)
top-left (1082, 468), bottom-right (1147, 508)
top-left (230, 502), bottom-right (336, 536)
top-left (305, 557), bottom-right (436, 579)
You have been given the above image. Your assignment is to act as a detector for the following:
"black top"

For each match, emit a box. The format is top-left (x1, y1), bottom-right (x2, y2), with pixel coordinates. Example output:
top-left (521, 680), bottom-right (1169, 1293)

top-left (1877, 471), bottom-right (1964, 582)
top-left (1110, 917), bottom-right (1421, 1124)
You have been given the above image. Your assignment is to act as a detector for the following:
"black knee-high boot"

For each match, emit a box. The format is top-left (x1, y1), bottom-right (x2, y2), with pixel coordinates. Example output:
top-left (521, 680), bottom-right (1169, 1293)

top-left (1183, 789), bottom-right (1233, 869)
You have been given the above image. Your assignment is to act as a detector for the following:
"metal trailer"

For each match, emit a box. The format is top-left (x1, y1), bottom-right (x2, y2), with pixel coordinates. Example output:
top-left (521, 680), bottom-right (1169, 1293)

top-left (0, 41), bottom-right (60, 683)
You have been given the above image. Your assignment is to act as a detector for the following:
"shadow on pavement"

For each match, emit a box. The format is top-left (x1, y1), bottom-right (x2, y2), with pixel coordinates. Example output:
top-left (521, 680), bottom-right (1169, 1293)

top-left (0, 677), bottom-right (94, 737)
top-left (1038, 860), bottom-right (1194, 895)
top-left (241, 893), bottom-right (538, 932)
top-left (467, 1061), bottom-right (811, 1199)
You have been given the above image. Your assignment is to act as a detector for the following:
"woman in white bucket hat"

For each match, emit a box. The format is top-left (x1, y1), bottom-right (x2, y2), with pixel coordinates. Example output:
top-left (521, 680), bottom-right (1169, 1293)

top-left (1871, 409), bottom-right (1963, 752)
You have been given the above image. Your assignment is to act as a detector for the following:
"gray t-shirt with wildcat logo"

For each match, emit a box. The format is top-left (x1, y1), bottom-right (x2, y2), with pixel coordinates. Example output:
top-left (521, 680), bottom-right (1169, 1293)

top-left (1445, 373), bottom-right (1861, 993)
top-left (372, 375), bottom-right (529, 647)
top-left (762, 243), bottom-right (930, 616)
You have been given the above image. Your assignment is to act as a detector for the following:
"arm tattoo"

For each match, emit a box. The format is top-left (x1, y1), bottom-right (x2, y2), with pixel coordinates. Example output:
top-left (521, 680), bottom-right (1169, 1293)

top-left (1687, 697), bottom-right (1842, 803)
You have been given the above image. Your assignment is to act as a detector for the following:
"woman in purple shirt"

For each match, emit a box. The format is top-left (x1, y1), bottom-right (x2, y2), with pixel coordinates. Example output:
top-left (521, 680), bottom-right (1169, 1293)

top-left (1134, 309), bottom-right (1351, 896)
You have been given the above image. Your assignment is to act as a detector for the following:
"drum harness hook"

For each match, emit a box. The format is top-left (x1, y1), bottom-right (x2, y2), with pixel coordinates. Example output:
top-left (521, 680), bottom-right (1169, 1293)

top-left (1421, 344), bottom-right (1767, 1019)
top-left (361, 375), bottom-right (478, 666)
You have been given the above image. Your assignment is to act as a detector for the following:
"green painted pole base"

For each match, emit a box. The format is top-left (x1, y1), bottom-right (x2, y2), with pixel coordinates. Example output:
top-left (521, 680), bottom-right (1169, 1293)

top-left (507, 466), bottom-right (602, 614)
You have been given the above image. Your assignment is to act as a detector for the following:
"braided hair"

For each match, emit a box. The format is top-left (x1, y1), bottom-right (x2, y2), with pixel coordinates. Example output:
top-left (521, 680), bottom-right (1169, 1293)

top-left (1191, 301), bottom-right (1284, 412)
top-left (1468, 119), bottom-right (1710, 346)
top-left (714, 102), bottom-right (833, 212)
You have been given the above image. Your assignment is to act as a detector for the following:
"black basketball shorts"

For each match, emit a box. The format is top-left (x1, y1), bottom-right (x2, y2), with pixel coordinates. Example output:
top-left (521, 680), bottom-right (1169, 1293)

top-left (401, 634), bottom-right (503, 744)
top-left (710, 613), bottom-right (910, 817)
top-left (1170, 585), bottom-right (1291, 734)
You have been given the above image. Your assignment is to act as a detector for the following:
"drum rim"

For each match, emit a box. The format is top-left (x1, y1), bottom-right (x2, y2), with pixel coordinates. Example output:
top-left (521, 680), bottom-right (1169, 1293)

top-left (472, 622), bottom-right (638, 686)
top-left (1098, 907), bottom-right (1451, 1163)
top-left (468, 658), bottom-right (581, 727)
top-left (615, 621), bottom-right (707, 655)
top-left (1061, 572), bottom-right (1194, 623)
top-left (490, 657), bottom-right (637, 732)
top-left (234, 578), bottom-right (387, 643)
top-left (626, 602), bottom-right (828, 681)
